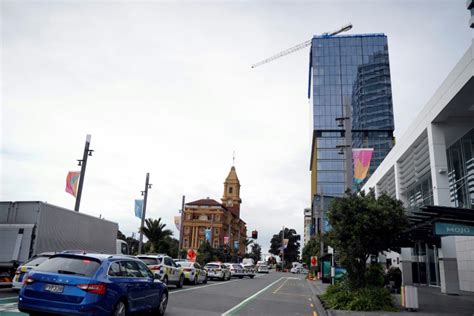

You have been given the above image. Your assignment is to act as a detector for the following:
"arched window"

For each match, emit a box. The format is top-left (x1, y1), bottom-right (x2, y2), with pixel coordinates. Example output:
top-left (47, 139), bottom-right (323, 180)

top-left (229, 187), bottom-right (233, 194)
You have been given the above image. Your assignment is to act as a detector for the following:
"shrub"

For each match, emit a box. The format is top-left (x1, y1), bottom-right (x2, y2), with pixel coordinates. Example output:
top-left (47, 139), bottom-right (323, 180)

top-left (385, 266), bottom-right (402, 289)
top-left (321, 282), bottom-right (396, 311)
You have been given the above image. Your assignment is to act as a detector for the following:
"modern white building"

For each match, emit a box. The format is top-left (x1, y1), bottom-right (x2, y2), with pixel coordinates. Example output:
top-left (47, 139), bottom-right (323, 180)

top-left (303, 208), bottom-right (312, 247)
top-left (362, 40), bottom-right (474, 293)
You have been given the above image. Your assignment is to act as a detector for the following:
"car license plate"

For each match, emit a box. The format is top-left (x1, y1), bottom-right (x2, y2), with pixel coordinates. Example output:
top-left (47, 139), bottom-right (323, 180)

top-left (44, 284), bottom-right (64, 293)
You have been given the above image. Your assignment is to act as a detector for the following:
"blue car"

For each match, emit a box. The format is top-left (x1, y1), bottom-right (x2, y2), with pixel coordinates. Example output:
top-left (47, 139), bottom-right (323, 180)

top-left (18, 253), bottom-right (168, 316)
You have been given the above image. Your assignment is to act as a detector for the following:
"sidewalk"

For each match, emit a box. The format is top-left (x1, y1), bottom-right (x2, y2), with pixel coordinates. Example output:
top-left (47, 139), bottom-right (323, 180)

top-left (306, 279), bottom-right (474, 316)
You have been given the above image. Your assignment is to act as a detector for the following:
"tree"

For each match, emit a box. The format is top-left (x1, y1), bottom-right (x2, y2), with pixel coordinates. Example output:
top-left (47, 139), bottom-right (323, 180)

top-left (327, 190), bottom-right (408, 290)
top-left (196, 242), bottom-right (224, 265)
top-left (269, 228), bottom-right (300, 268)
top-left (117, 230), bottom-right (126, 240)
top-left (140, 218), bottom-right (173, 253)
top-left (243, 238), bottom-right (254, 254)
top-left (302, 234), bottom-right (328, 268)
top-left (249, 243), bottom-right (262, 262)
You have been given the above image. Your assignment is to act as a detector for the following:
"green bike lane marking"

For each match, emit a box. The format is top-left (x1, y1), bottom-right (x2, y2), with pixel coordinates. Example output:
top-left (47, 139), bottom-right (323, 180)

top-left (221, 277), bottom-right (286, 316)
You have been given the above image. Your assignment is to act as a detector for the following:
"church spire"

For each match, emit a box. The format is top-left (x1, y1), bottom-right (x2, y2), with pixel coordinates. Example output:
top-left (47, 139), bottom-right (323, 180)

top-left (222, 165), bottom-right (241, 217)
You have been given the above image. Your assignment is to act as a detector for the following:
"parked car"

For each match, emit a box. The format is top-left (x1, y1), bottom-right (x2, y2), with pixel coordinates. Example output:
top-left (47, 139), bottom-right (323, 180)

top-left (257, 264), bottom-right (269, 273)
top-left (175, 261), bottom-right (207, 285)
top-left (12, 252), bottom-right (56, 290)
top-left (224, 263), bottom-right (245, 279)
top-left (18, 253), bottom-right (168, 316)
top-left (137, 254), bottom-right (184, 288)
top-left (204, 262), bottom-right (231, 281)
top-left (242, 263), bottom-right (256, 278)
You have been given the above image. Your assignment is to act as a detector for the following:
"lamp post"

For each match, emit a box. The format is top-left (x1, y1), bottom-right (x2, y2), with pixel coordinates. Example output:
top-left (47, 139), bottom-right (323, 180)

top-left (74, 134), bottom-right (94, 212)
top-left (138, 173), bottom-right (152, 254)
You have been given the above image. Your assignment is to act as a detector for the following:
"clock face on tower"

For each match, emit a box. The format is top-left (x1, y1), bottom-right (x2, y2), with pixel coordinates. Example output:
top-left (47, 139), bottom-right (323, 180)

top-left (226, 199), bottom-right (233, 206)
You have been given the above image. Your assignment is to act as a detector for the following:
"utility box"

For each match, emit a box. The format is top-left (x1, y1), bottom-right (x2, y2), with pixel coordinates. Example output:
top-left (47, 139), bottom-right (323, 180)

top-left (401, 285), bottom-right (419, 311)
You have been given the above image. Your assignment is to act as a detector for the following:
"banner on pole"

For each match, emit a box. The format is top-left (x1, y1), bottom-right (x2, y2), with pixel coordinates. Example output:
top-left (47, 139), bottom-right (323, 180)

top-left (224, 236), bottom-right (229, 245)
top-left (352, 148), bottom-right (374, 184)
top-left (134, 200), bottom-right (144, 219)
top-left (234, 241), bottom-right (239, 250)
top-left (65, 171), bottom-right (81, 197)
top-left (205, 228), bottom-right (212, 242)
top-left (174, 216), bottom-right (181, 231)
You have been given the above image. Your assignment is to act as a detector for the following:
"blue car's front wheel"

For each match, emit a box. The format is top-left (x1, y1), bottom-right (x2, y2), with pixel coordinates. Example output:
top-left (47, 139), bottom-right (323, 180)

top-left (113, 300), bottom-right (127, 316)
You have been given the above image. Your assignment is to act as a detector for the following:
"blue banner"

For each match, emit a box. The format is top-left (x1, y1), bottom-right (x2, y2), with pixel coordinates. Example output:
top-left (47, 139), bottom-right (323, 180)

top-left (134, 200), bottom-right (143, 219)
top-left (205, 228), bottom-right (212, 242)
top-left (234, 241), bottom-right (239, 250)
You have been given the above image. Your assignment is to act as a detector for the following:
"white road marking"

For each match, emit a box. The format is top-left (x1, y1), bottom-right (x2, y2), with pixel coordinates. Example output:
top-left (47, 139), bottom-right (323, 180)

top-left (170, 274), bottom-right (264, 295)
top-left (221, 277), bottom-right (286, 316)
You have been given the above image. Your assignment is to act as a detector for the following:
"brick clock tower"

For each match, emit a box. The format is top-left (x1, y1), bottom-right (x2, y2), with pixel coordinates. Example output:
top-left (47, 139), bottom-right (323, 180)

top-left (221, 166), bottom-right (242, 218)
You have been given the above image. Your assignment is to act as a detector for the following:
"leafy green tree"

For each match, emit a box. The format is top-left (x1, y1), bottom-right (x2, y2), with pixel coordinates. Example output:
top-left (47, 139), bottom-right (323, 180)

top-left (302, 234), bottom-right (328, 268)
top-left (249, 243), bottom-right (262, 262)
top-left (196, 242), bottom-right (225, 265)
top-left (117, 230), bottom-right (126, 240)
top-left (327, 190), bottom-right (408, 290)
top-left (269, 228), bottom-right (300, 268)
top-left (139, 218), bottom-right (173, 253)
top-left (243, 238), bottom-right (254, 254)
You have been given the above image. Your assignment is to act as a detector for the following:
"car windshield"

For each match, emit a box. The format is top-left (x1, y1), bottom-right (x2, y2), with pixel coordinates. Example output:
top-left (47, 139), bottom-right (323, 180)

top-left (36, 256), bottom-right (100, 277)
top-left (24, 256), bottom-right (50, 267)
top-left (138, 257), bottom-right (162, 265)
top-left (232, 264), bottom-right (241, 269)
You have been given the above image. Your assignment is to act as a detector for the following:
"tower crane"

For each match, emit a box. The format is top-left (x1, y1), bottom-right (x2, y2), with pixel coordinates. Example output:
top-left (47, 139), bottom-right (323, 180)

top-left (251, 23), bottom-right (353, 69)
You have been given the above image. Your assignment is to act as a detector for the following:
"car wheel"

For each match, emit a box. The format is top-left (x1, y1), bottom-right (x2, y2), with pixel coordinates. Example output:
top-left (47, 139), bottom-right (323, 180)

top-left (203, 275), bottom-right (208, 284)
top-left (157, 290), bottom-right (168, 316)
top-left (163, 275), bottom-right (168, 285)
top-left (113, 300), bottom-right (127, 316)
top-left (194, 274), bottom-right (198, 285)
top-left (226, 273), bottom-right (231, 281)
top-left (220, 273), bottom-right (225, 281)
top-left (176, 274), bottom-right (184, 288)
top-left (239, 276), bottom-right (243, 279)
top-left (250, 275), bottom-right (254, 279)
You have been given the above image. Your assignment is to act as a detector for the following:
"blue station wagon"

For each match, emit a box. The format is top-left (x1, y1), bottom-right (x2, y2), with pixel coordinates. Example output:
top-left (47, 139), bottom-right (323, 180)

top-left (18, 253), bottom-right (168, 316)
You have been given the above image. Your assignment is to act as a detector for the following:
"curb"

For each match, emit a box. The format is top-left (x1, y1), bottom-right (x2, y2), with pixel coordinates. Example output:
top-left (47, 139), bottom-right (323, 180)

top-left (306, 279), bottom-right (329, 316)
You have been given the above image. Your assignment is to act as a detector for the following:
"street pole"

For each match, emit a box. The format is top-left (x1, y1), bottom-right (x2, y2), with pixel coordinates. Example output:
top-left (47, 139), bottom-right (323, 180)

top-left (74, 134), bottom-right (93, 212)
top-left (179, 195), bottom-right (185, 258)
top-left (320, 190), bottom-right (324, 278)
top-left (344, 99), bottom-right (353, 193)
top-left (138, 173), bottom-right (151, 254)
top-left (281, 226), bottom-right (285, 271)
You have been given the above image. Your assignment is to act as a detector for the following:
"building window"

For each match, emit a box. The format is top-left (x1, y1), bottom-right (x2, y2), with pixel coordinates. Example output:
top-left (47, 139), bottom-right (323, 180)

top-left (184, 226), bottom-right (190, 234)
top-left (229, 187), bottom-right (233, 194)
top-left (216, 214), bottom-right (220, 221)
top-left (213, 239), bottom-right (219, 248)
top-left (214, 228), bottom-right (219, 235)
top-left (199, 227), bottom-right (205, 234)
top-left (184, 238), bottom-right (189, 248)
top-left (186, 213), bottom-right (191, 220)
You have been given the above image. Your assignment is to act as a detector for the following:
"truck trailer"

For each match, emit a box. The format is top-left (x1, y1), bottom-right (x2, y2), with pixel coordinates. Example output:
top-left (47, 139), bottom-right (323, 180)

top-left (0, 201), bottom-right (125, 285)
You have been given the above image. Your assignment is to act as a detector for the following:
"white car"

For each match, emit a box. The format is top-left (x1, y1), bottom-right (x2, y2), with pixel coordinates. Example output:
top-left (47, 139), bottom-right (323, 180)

top-left (204, 262), bottom-right (231, 281)
top-left (137, 254), bottom-right (185, 288)
top-left (224, 263), bottom-right (245, 279)
top-left (257, 264), bottom-right (269, 273)
top-left (176, 261), bottom-right (208, 285)
top-left (12, 253), bottom-right (55, 290)
top-left (242, 263), bottom-right (256, 278)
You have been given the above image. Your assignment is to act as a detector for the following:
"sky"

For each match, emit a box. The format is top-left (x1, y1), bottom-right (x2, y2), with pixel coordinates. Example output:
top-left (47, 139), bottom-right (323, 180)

top-left (1, 0), bottom-right (473, 254)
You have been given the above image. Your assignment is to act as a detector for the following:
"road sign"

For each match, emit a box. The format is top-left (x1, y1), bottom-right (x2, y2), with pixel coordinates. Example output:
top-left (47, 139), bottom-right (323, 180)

top-left (187, 248), bottom-right (197, 262)
top-left (311, 256), bottom-right (318, 267)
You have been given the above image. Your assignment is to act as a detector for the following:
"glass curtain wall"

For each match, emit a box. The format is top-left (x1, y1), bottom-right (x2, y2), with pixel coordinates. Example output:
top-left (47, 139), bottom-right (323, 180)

top-left (447, 129), bottom-right (474, 209)
top-left (311, 34), bottom-right (395, 196)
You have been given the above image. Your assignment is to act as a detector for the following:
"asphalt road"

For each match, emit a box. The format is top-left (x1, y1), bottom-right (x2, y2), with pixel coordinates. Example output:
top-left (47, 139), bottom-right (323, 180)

top-left (0, 272), bottom-right (318, 315)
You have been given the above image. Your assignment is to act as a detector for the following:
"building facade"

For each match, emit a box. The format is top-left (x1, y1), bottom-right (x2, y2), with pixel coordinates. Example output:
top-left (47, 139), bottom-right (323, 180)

top-left (362, 40), bottom-right (474, 293)
top-left (181, 166), bottom-right (247, 255)
top-left (309, 33), bottom-right (395, 200)
top-left (468, 0), bottom-right (474, 28)
top-left (308, 34), bottom-right (395, 239)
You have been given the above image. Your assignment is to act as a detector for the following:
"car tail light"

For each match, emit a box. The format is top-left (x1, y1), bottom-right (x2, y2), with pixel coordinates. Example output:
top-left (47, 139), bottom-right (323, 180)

top-left (150, 265), bottom-right (161, 270)
top-left (183, 268), bottom-right (192, 272)
top-left (215, 269), bottom-right (221, 272)
top-left (77, 283), bottom-right (107, 295)
top-left (23, 276), bottom-right (34, 285)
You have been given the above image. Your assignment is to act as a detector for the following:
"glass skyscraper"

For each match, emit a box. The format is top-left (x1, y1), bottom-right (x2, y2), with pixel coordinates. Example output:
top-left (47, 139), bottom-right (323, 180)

top-left (309, 34), bottom-right (395, 198)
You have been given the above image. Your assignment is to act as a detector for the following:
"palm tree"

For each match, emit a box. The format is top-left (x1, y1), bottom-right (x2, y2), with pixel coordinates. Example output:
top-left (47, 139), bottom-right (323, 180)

top-left (243, 238), bottom-right (254, 254)
top-left (140, 218), bottom-right (173, 253)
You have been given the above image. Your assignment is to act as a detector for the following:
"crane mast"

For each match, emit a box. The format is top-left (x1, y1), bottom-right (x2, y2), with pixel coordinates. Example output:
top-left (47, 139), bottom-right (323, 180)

top-left (251, 23), bottom-right (353, 69)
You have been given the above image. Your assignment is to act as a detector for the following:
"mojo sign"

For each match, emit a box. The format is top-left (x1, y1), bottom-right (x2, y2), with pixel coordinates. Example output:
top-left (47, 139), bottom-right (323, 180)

top-left (435, 223), bottom-right (474, 236)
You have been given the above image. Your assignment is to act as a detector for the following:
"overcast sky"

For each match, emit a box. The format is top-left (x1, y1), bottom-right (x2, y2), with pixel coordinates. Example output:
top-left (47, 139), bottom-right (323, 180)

top-left (1, 0), bottom-right (472, 254)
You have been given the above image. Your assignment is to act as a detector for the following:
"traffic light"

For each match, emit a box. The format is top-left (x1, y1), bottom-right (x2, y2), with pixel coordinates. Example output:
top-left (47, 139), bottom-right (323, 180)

top-left (252, 230), bottom-right (258, 239)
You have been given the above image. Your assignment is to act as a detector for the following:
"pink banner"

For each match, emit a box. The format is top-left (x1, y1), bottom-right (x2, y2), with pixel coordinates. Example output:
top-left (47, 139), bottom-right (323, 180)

top-left (352, 148), bottom-right (374, 184)
top-left (66, 171), bottom-right (81, 197)
top-left (224, 236), bottom-right (229, 245)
